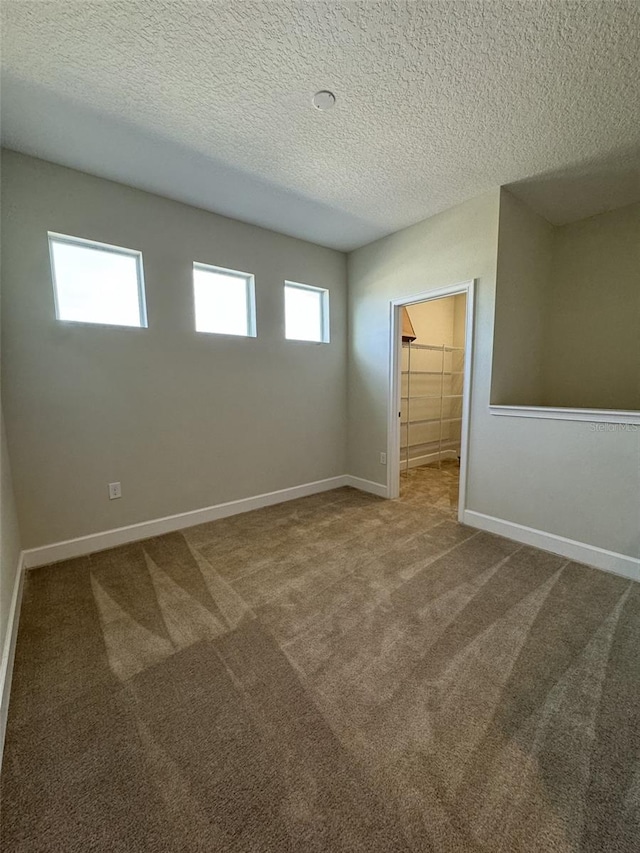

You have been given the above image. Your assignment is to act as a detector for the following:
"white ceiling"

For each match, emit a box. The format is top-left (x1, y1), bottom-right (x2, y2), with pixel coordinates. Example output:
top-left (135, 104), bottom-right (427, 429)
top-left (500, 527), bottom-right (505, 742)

top-left (2, 1), bottom-right (639, 251)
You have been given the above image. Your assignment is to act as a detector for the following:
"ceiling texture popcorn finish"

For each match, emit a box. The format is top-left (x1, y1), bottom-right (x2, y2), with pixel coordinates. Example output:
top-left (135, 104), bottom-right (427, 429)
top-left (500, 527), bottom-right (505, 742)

top-left (2, 0), bottom-right (639, 250)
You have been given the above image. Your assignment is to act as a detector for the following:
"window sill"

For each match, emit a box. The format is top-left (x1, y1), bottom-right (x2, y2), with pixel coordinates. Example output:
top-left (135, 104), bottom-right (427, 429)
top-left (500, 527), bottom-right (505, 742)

top-left (489, 405), bottom-right (640, 425)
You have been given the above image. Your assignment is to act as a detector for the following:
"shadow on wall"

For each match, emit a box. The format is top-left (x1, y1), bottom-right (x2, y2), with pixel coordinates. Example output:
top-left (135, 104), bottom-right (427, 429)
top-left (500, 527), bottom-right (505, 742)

top-left (492, 172), bottom-right (640, 411)
top-left (506, 143), bottom-right (640, 226)
top-left (0, 73), bottom-right (381, 252)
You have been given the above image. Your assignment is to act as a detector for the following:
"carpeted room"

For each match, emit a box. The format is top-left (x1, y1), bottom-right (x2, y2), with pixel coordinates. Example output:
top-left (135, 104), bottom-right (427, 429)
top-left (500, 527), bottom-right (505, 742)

top-left (1, 2), bottom-right (639, 852)
top-left (4, 475), bottom-right (640, 851)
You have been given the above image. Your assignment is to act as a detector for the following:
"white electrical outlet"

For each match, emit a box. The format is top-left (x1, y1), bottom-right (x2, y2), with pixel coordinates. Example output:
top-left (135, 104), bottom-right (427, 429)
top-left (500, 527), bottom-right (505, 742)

top-left (108, 482), bottom-right (122, 500)
top-left (379, 452), bottom-right (387, 465)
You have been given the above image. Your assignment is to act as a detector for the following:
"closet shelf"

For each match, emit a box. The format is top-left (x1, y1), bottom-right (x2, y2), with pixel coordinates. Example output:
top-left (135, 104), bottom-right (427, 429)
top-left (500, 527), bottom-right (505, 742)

top-left (401, 394), bottom-right (463, 400)
top-left (401, 370), bottom-right (464, 376)
top-left (401, 417), bottom-right (462, 426)
top-left (404, 343), bottom-right (464, 352)
top-left (401, 337), bottom-right (465, 469)
top-left (401, 438), bottom-right (461, 451)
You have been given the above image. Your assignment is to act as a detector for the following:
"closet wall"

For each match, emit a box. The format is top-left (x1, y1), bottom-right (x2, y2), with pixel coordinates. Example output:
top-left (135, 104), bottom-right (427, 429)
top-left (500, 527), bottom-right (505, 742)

top-left (400, 295), bottom-right (466, 469)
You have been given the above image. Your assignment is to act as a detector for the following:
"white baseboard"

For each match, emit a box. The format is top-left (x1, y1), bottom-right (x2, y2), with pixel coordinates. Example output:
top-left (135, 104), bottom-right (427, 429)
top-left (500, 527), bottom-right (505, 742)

top-left (343, 475), bottom-right (389, 498)
top-left (463, 510), bottom-right (640, 582)
top-left (1, 553), bottom-right (25, 770)
top-left (23, 476), bottom-right (355, 569)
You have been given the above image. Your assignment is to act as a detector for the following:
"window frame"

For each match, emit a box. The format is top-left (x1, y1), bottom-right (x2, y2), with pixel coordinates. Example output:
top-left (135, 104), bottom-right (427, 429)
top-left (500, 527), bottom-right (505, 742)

top-left (284, 281), bottom-right (330, 344)
top-left (192, 261), bottom-right (257, 338)
top-left (48, 232), bottom-right (148, 329)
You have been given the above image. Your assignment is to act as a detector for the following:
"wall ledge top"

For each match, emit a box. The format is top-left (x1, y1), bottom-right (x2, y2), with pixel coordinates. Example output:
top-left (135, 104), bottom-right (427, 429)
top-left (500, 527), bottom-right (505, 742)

top-left (489, 404), bottom-right (640, 425)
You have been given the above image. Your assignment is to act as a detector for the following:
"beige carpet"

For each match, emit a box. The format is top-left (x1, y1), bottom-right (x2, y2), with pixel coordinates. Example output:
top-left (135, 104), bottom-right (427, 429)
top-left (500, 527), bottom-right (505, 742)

top-left (2, 464), bottom-right (639, 852)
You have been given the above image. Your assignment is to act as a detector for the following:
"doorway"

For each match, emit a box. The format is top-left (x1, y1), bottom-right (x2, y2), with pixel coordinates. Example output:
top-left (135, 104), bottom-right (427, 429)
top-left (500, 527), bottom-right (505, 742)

top-left (387, 281), bottom-right (475, 521)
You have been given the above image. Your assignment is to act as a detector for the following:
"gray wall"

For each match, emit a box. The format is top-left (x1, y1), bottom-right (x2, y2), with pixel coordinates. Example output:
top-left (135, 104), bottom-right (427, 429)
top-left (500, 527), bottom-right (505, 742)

top-left (491, 189), bottom-right (554, 406)
top-left (3, 151), bottom-right (638, 563)
top-left (492, 194), bottom-right (639, 411)
top-left (1, 151), bottom-right (347, 548)
top-left (347, 191), bottom-right (640, 560)
top-left (542, 202), bottom-right (640, 410)
top-left (347, 191), bottom-right (500, 484)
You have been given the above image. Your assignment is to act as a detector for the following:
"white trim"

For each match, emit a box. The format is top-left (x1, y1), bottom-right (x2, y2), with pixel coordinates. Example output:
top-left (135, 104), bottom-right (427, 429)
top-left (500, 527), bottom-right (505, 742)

top-left (1, 552), bottom-right (25, 770)
top-left (23, 476), bottom-right (351, 569)
top-left (490, 404), bottom-right (640, 425)
top-left (343, 475), bottom-right (389, 498)
top-left (24, 475), bottom-right (350, 569)
top-left (21, 474), bottom-right (395, 570)
top-left (463, 510), bottom-right (640, 582)
top-left (388, 280), bottom-right (475, 525)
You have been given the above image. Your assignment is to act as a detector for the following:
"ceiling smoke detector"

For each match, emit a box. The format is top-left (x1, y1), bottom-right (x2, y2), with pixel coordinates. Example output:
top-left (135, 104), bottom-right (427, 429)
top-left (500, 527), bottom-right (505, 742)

top-left (312, 90), bottom-right (336, 110)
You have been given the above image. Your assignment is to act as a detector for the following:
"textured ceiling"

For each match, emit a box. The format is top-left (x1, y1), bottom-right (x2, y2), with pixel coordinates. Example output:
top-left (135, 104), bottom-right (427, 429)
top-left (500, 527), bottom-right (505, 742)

top-left (2, 1), bottom-right (639, 250)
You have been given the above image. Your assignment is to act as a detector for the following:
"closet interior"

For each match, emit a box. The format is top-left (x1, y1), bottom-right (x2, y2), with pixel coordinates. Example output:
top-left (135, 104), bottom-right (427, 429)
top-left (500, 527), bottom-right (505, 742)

top-left (400, 294), bottom-right (466, 472)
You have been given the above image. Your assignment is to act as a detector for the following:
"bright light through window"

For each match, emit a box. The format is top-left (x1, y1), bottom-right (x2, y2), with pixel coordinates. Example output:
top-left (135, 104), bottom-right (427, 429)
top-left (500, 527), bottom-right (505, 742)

top-left (48, 233), bottom-right (147, 327)
top-left (193, 263), bottom-right (256, 337)
top-left (284, 282), bottom-right (329, 343)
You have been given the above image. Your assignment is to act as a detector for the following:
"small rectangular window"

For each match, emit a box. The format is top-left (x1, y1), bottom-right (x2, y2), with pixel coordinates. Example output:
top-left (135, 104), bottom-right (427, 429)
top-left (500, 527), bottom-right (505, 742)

top-left (284, 282), bottom-right (329, 343)
top-left (48, 233), bottom-right (147, 328)
top-left (193, 263), bottom-right (256, 337)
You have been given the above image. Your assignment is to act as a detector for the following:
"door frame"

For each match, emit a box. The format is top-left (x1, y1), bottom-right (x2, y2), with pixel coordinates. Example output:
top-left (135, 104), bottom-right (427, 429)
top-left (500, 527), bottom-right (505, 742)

top-left (387, 279), bottom-right (476, 522)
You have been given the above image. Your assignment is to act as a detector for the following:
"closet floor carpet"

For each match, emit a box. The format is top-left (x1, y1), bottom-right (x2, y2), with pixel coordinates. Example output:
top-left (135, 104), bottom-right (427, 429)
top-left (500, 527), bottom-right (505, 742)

top-left (3, 466), bottom-right (639, 852)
